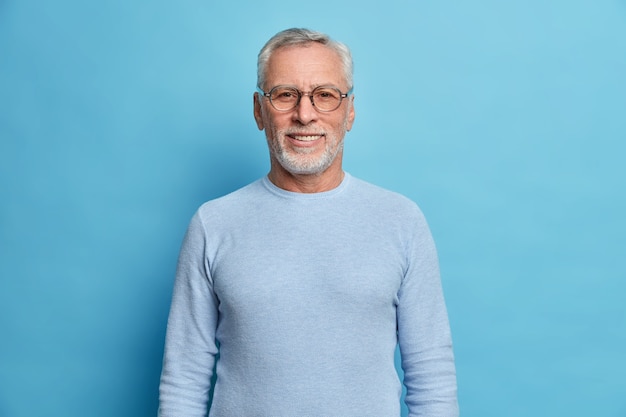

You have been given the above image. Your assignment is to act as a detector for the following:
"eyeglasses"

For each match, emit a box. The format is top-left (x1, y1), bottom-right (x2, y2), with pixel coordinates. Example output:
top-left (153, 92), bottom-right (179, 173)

top-left (257, 85), bottom-right (353, 112)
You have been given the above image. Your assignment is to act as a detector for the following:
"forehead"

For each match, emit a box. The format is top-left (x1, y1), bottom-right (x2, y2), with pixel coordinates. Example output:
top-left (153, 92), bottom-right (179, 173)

top-left (265, 43), bottom-right (346, 89)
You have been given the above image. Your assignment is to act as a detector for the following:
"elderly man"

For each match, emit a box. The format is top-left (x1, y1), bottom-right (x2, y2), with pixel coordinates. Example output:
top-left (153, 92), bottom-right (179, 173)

top-left (159, 28), bottom-right (459, 417)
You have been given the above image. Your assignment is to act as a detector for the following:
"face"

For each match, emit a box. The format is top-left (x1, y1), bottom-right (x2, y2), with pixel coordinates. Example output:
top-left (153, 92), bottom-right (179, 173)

top-left (254, 43), bottom-right (355, 181)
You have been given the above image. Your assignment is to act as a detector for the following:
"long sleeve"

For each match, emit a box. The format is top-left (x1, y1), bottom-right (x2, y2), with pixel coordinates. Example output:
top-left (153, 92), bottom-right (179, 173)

top-left (157, 176), bottom-right (458, 416)
top-left (158, 212), bottom-right (219, 417)
top-left (397, 212), bottom-right (459, 417)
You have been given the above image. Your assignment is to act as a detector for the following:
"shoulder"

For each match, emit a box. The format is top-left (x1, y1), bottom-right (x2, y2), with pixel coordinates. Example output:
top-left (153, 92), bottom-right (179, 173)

top-left (347, 175), bottom-right (425, 219)
top-left (198, 178), bottom-right (264, 210)
top-left (190, 178), bottom-right (267, 227)
top-left (345, 176), bottom-right (436, 256)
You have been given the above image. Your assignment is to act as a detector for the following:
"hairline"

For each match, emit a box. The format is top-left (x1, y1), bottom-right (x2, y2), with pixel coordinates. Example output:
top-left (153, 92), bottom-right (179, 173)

top-left (257, 28), bottom-right (353, 92)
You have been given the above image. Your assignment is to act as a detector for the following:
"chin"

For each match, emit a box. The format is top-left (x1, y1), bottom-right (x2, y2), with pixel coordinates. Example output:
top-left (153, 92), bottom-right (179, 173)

top-left (276, 144), bottom-right (342, 176)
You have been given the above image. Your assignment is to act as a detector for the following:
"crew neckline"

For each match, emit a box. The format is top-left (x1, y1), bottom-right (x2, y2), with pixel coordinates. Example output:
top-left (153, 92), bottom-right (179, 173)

top-left (261, 172), bottom-right (352, 199)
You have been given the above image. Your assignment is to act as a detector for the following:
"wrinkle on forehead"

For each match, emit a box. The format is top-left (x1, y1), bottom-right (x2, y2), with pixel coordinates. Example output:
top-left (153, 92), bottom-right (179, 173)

top-left (265, 43), bottom-right (348, 91)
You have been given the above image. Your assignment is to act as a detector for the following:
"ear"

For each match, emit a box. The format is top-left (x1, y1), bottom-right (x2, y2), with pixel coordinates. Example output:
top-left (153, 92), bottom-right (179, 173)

top-left (345, 95), bottom-right (355, 132)
top-left (253, 93), bottom-right (265, 130)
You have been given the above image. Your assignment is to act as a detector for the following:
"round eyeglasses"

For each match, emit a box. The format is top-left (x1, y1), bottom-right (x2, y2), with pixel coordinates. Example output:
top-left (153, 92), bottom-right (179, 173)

top-left (257, 85), bottom-right (353, 112)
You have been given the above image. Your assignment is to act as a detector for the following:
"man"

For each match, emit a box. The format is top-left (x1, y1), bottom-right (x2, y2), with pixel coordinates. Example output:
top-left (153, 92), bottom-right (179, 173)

top-left (159, 28), bottom-right (458, 416)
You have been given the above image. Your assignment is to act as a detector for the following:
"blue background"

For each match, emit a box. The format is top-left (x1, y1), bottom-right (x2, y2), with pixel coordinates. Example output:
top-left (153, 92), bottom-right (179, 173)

top-left (1, 1), bottom-right (625, 416)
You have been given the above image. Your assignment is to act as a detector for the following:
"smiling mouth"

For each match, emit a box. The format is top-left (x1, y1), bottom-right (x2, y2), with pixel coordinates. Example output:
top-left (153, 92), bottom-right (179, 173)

top-left (288, 134), bottom-right (324, 142)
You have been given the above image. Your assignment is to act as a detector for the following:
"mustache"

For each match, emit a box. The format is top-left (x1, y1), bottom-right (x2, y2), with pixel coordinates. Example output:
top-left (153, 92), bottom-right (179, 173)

top-left (280, 128), bottom-right (327, 136)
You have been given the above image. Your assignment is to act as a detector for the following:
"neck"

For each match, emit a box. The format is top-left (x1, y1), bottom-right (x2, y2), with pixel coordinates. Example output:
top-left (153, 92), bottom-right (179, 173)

top-left (268, 164), bottom-right (345, 193)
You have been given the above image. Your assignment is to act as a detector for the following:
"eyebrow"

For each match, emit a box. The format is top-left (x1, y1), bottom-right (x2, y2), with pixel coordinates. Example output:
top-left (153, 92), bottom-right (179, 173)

top-left (267, 84), bottom-right (343, 91)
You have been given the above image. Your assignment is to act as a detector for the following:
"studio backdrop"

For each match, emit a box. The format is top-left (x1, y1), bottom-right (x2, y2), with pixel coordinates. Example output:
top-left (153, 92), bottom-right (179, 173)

top-left (1, 1), bottom-right (625, 416)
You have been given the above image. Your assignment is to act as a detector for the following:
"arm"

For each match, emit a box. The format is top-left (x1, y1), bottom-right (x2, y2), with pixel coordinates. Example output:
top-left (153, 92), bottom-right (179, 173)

top-left (158, 212), bottom-right (219, 417)
top-left (397, 214), bottom-right (459, 417)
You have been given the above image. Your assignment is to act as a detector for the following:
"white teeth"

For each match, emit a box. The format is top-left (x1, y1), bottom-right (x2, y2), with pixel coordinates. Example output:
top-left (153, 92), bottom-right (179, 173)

top-left (292, 135), bottom-right (321, 141)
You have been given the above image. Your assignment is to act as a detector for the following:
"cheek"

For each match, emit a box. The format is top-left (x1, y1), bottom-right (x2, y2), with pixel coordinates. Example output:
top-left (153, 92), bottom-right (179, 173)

top-left (261, 115), bottom-right (284, 142)
top-left (334, 114), bottom-right (352, 132)
top-left (265, 112), bottom-right (291, 132)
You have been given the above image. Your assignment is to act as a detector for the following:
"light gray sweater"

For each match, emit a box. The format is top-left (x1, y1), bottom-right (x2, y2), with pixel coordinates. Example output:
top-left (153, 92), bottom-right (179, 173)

top-left (159, 174), bottom-right (458, 416)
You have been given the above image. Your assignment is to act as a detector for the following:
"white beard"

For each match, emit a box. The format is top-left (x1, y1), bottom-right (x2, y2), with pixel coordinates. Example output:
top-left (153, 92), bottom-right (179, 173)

top-left (267, 124), bottom-right (347, 175)
top-left (270, 137), bottom-right (343, 175)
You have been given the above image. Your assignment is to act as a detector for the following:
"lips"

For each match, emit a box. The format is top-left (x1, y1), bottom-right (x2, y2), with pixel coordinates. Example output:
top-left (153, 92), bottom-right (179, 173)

top-left (289, 134), bottom-right (324, 142)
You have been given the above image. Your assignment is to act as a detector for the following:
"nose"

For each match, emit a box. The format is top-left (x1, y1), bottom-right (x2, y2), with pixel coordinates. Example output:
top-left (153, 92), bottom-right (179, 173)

top-left (293, 93), bottom-right (318, 125)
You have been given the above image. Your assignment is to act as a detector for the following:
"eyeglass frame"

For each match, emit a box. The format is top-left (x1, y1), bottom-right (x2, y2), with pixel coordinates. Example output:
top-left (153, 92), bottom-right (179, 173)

top-left (256, 85), bottom-right (354, 112)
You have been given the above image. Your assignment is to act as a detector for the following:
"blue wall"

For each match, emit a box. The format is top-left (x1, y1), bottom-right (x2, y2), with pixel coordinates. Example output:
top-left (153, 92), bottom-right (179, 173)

top-left (1, 1), bottom-right (625, 416)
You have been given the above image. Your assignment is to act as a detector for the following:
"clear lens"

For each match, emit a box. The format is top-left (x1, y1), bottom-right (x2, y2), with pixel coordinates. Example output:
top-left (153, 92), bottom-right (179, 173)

top-left (269, 87), bottom-right (300, 110)
top-left (312, 88), bottom-right (341, 111)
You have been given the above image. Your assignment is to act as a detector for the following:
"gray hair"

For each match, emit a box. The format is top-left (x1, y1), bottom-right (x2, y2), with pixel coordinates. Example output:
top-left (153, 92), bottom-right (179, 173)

top-left (257, 28), bottom-right (353, 91)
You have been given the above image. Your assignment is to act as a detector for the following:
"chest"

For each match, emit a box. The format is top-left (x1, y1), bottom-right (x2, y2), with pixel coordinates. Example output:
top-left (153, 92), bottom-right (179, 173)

top-left (208, 214), bottom-right (406, 322)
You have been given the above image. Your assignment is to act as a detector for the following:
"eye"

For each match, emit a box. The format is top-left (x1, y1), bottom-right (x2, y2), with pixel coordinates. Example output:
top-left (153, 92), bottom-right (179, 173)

top-left (314, 88), bottom-right (340, 100)
top-left (277, 91), bottom-right (294, 98)
top-left (272, 87), bottom-right (299, 101)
